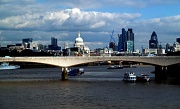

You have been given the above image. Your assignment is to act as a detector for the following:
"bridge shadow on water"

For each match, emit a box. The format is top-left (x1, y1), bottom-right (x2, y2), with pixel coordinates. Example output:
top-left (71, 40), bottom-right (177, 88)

top-left (155, 78), bottom-right (180, 85)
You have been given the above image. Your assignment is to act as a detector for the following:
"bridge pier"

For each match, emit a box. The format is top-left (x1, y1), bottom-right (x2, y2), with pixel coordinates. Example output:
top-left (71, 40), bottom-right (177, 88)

top-left (155, 66), bottom-right (168, 80)
top-left (166, 64), bottom-right (180, 78)
top-left (61, 67), bottom-right (68, 80)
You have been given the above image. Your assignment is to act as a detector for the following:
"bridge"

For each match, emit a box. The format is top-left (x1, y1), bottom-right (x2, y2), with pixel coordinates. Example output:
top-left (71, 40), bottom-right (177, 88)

top-left (0, 56), bottom-right (180, 80)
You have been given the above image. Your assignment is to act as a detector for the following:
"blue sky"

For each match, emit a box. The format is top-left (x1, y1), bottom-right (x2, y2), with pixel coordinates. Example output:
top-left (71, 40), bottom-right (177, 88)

top-left (0, 0), bottom-right (180, 50)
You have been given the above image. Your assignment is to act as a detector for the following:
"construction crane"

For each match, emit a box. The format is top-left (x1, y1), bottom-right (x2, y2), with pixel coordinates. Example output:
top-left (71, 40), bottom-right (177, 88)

top-left (109, 30), bottom-right (117, 45)
top-left (108, 30), bottom-right (117, 51)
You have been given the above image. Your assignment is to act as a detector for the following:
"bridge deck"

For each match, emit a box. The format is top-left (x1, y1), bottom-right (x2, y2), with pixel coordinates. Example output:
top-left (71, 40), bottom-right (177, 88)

top-left (0, 56), bottom-right (179, 67)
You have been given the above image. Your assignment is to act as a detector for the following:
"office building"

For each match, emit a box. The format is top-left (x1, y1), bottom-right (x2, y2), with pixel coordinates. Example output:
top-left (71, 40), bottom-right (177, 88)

top-left (109, 42), bottom-right (116, 51)
top-left (149, 31), bottom-right (158, 49)
top-left (22, 38), bottom-right (33, 49)
top-left (48, 37), bottom-right (61, 50)
top-left (127, 28), bottom-right (134, 41)
top-left (126, 41), bottom-right (134, 53)
top-left (126, 28), bottom-right (134, 52)
top-left (51, 37), bottom-right (57, 46)
top-left (118, 28), bottom-right (134, 52)
top-left (121, 28), bottom-right (127, 51)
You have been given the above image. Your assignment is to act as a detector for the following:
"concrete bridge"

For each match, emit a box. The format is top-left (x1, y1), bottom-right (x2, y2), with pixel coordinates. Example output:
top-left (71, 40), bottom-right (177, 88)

top-left (0, 56), bottom-right (180, 80)
top-left (0, 56), bottom-right (179, 67)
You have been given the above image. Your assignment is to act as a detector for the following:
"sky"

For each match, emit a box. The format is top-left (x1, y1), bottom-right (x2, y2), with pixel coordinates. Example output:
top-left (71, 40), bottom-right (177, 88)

top-left (0, 0), bottom-right (180, 50)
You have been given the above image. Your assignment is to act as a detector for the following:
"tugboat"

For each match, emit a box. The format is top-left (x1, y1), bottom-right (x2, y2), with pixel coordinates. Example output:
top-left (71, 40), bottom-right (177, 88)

top-left (136, 74), bottom-right (150, 82)
top-left (123, 72), bottom-right (136, 82)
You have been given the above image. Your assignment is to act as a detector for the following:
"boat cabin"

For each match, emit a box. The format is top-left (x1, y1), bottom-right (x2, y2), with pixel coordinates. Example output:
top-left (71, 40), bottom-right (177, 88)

top-left (123, 72), bottom-right (136, 82)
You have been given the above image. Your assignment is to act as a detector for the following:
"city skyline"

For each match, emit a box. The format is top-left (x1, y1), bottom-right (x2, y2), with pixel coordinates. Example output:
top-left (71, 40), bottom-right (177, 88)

top-left (0, 0), bottom-right (180, 50)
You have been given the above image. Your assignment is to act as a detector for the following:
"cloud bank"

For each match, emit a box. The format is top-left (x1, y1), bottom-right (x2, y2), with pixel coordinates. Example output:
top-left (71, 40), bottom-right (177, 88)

top-left (0, 0), bottom-right (180, 50)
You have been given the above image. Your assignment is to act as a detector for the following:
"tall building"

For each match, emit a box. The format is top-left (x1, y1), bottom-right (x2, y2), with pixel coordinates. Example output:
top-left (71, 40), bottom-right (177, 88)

top-left (51, 37), bottom-right (57, 46)
top-left (118, 34), bottom-right (121, 51)
top-left (126, 28), bottom-right (134, 52)
top-left (127, 28), bottom-right (134, 40)
top-left (48, 37), bottom-right (61, 50)
top-left (126, 41), bottom-right (134, 52)
top-left (149, 31), bottom-right (158, 49)
top-left (122, 28), bottom-right (127, 51)
top-left (118, 28), bottom-right (126, 51)
top-left (118, 28), bottom-right (134, 52)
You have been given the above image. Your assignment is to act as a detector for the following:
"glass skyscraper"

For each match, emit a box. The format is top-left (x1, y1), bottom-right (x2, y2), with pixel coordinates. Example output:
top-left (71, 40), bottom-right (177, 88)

top-left (118, 28), bottom-right (134, 52)
top-left (126, 41), bottom-right (134, 53)
top-left (118, 28), bottom-right (126, 51)
top-left (126, 28), bottom-right (134, 52)
top-left (149, 31), bottom-right (158, 49)
top-left (51, 37), bottom-right (57, 46)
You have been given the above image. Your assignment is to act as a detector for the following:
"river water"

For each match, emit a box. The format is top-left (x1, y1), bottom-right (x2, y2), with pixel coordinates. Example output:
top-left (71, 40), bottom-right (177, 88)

top-left (0, 65), bottom-right (180, 109)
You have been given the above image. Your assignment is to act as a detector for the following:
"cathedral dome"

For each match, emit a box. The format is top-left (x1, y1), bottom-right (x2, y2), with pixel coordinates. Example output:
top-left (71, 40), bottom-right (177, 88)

top-left (75, 34), bottom-right (83, 42)
top-left (74, 32), bottom-right (84, 47)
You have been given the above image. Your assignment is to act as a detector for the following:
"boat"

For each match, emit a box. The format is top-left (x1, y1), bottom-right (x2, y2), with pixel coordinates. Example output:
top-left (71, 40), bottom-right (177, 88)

top-left (123, 72), bottom-right (136, 82)
top-left (136, 74), bottom-right (150, 82)
top-left (130, 64), bottom-right (137, 68)
top-left (123, 64), bottom-right (136, 68)
top-left (0, 62), bottom-right (20, 70)
top-left (107, 65), bottom-right (123, 69)
top-left (68, 68), bottom-right (84, 76)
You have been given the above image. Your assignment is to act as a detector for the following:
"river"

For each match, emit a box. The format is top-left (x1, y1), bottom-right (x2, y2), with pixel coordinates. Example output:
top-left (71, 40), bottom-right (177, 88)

top-left (0, 65), bottom-right (180, 109)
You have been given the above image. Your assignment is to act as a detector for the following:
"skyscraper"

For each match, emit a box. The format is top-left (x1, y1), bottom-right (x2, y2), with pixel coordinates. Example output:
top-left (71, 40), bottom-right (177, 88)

top-left (118, 28), bottom-right (126, 51)
top-left (149, 31), bottom-right (158, 49)
top-left (48, 37), bottom-right (61, 50)
top-left (127, 28), bottom-right (134, 41)
top-left (126, 41), bottom-right (134, 52)
top-left (126, 28), bottom-right (134, 52)
top-left (51, 37), bottom-right (57, 46)
top-left (118, 28), bottom-right (134, 52)
top-left (118, 34), bottom-right (121, 51)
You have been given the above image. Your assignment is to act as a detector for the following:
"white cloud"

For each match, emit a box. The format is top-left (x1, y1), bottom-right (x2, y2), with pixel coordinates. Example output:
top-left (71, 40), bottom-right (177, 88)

top-left (90, 21), bottom-right (106, 29)
top-left (0, 8), bottom-right (141, 32)
top-left (0, 0), bottom-right (180, 50)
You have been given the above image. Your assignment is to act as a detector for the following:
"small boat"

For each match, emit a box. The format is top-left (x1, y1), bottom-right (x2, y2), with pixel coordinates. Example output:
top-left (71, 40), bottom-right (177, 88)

top-left (123, 64), bottom-right (136, 68)
top-left (130, 64), bottom-right (137, 68)
top-left (137, 74), bottom-right (150, 82)
top-left (68, 68), bottom-right (84, 76)
top-left (123, 72), bottom-right (136, 82)
top-left (107, 65), bottom-right (123, 69)
top-left (0, 62), bottom-right (20, 70)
